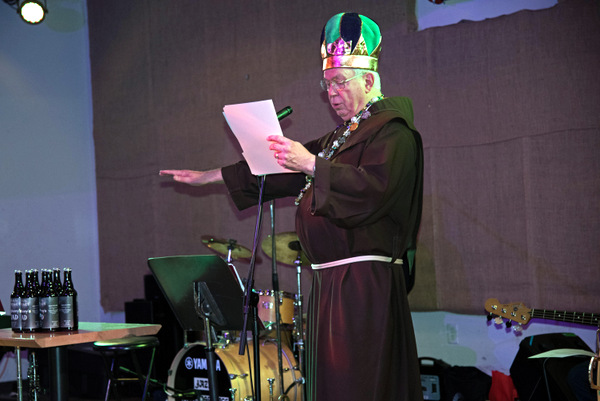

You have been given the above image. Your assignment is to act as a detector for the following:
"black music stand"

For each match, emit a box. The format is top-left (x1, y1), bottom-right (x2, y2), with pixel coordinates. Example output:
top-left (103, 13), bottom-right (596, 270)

top-left (147, 254), bottom-right (245, 332)
top-left (147, 255), bottom-right (249, 401)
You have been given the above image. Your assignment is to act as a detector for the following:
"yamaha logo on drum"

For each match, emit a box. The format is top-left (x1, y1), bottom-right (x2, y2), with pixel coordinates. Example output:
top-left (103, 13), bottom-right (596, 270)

top-left (184, 356), bottom-right (222, 371)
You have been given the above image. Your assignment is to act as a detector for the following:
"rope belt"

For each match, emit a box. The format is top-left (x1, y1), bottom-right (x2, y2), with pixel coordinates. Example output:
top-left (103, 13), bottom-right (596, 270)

top-left (311, 255), bottom-right (403, 270)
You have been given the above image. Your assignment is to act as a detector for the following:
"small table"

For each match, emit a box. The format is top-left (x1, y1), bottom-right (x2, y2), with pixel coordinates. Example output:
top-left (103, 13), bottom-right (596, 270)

top-left (0, 322), bottom-right (162, 401)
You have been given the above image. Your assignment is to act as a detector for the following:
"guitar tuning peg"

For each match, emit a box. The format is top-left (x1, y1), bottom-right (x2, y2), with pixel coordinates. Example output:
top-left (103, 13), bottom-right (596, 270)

top-left (494, 316), bottom-right (503, 325)
top-left (513, 324), bottom-right (523, 333)
top-left (487, 313), bottom-right (493, 321)
top-left (505, 320), bottom-right (512, 328)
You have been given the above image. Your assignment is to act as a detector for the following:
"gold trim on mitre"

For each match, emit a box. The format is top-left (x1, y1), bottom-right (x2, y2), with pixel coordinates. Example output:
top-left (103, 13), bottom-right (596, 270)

top-left (321, 36), bottom-right (382, 71)
top-left (323, 55), bottom-right (379, 71)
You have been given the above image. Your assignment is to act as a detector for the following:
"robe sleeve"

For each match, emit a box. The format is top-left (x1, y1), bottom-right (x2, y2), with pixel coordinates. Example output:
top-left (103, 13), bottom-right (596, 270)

top-left (310, 119), bottom-right (419, 229)
top-left (221, 138), bottom-right (326, 211)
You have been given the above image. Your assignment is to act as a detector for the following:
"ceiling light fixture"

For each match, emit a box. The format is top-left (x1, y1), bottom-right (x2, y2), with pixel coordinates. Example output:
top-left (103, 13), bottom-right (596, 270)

top-left (3, 0), bottom-right (48, 24)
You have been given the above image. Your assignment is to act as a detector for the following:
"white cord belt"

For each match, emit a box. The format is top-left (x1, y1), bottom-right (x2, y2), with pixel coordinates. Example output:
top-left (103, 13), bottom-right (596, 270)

top-left (311, 255), bottom-right (403, 270)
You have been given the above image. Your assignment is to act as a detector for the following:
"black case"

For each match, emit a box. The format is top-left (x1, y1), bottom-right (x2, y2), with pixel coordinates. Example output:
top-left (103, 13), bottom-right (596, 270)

top-left (509, 332), bottom-right (592, 401)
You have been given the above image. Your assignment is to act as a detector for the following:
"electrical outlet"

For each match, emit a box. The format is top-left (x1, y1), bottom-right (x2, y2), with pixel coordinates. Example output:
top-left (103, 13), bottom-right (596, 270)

top-left (446, 323), bottom-right (458, 344)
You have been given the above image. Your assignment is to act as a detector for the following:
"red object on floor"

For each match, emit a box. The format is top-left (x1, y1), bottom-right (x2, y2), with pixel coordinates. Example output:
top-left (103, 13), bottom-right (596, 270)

top-left (489, 371), bottom-right (519, 401)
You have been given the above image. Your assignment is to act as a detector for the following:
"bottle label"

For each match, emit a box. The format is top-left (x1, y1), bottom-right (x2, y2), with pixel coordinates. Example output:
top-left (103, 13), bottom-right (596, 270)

top-left (21, 297), bottom-right (40, 331)
top-left (39, 296), bottom-right (60, 330)
top-left (59, 295), bottom-right (78, 329)
top-left (11, 297), bottom-right (22, 331)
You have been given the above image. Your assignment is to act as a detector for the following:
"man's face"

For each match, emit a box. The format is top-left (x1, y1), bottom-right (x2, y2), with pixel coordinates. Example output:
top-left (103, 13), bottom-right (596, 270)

top-left (324, 68), bottom-right (369, 122)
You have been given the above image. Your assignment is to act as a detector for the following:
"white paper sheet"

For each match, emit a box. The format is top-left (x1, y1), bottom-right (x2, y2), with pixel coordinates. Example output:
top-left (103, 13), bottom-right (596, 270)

top-left (223, 99), bottom-right (294, 176)
top-left (528, 348), bottom-right (596, 359)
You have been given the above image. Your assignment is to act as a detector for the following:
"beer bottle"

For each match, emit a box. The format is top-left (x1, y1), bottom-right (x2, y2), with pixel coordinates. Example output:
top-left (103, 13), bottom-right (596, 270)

top-left (59, 268), bottom-right (78, 331)
top-left (10, 270), bottom-right (24, 332)
top-left (39, 269), bottom-right (48, 295)
top-left (39, 270), bottom-right (60, 331)
top-left (31, 269), bottom-right (40, 295)
top-left (52, 268), bottom-right (63, 296)
top-left (21, 270), bottom-right (40, 332)
top-left (38, 270), bottom-right (48, 327)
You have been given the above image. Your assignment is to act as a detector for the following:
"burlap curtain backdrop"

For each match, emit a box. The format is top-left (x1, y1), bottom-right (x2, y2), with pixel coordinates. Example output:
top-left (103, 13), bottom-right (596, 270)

top-left (88, 0), bottom-right (600, 315)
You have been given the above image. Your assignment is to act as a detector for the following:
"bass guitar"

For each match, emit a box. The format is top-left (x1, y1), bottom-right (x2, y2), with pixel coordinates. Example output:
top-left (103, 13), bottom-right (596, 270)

top-left (484, 298), bottom-right (600, 328)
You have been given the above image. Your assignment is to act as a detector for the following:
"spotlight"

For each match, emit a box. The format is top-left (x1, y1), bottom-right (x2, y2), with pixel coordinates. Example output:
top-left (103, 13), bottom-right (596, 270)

top-left (2, 0), bottom-right (48, 24)
top-left (19, 1), bottom-right (47, 24)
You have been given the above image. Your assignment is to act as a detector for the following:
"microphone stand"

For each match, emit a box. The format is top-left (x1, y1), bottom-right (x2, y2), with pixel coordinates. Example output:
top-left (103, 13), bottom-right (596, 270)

top-left (239, 175), bottom-right (267, 401)
top-left (270, 201), bottom-right (286, 397)
top-left (237, 106), bottom-right (293, 400)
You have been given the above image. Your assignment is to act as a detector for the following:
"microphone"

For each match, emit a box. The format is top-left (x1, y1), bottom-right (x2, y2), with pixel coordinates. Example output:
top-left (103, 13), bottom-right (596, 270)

top-left (276, 106), bottom-right (293, 121)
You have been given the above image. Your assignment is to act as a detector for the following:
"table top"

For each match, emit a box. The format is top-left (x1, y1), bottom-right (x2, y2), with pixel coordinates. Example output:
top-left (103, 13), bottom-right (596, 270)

top-left (0, 322), bottom-right (161, 348)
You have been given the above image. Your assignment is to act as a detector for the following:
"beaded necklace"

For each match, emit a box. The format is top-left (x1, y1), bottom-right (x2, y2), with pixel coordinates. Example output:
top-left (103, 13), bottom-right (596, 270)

top-left (295, 95), bottom-right (385, 206)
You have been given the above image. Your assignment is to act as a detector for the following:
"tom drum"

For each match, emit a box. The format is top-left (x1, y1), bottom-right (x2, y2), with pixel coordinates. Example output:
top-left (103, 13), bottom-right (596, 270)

top-left (256, 289), bottom-right (296, 331)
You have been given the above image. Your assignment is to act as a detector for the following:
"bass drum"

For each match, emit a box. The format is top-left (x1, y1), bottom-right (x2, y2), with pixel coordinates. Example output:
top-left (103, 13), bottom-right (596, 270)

top-left (167, 340), bottom-right (303, 401)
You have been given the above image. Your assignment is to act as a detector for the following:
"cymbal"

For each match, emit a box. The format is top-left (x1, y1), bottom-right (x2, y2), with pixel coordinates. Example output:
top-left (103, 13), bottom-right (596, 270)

top-left (201, 235), bottom-right (252, 260)
top-left (261, 232), bottom-right (310, 266)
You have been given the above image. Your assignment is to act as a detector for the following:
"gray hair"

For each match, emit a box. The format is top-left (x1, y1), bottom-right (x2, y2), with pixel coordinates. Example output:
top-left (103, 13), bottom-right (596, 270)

top-left (354, 69), bottom-right (381, 91)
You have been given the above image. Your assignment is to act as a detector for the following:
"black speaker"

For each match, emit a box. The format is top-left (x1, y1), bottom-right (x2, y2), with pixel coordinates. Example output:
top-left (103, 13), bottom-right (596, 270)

top-left (509, 332), bottom-right (592, 401)
top-left (420, 357), bottom-right (449, 400)
top-left (125, 275), bottom-right (186, 383)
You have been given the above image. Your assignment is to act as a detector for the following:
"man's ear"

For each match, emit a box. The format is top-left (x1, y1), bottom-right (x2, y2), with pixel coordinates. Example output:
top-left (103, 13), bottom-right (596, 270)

top-left (364, 72), bottom-right (375, 92)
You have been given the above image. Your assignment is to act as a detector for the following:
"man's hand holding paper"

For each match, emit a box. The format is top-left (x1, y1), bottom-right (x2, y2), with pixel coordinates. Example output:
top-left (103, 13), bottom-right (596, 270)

top-left (223, 99), bottom-right (296, 176)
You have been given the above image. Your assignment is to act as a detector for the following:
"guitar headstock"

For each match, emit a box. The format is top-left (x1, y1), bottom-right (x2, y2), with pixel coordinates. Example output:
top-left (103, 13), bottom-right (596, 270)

top-left (485, 298), bottom-right (532, 325)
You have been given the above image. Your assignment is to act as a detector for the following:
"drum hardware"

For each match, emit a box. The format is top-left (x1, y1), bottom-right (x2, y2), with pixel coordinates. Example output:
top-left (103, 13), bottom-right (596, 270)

top-left (265, 202), bottom-right (293, 400)
top-left (261, 232), bottom-right (308, 401)
top-left (268, 377), bottom-right (275, 399)
top-left (202, 235), bottom-right (252, 261)
top-left (217, 331), bottom-right (236, 348)
top-left (201, 235), bottom-right (248, 290)
top-left (290, 241), bottom-right (306, 401)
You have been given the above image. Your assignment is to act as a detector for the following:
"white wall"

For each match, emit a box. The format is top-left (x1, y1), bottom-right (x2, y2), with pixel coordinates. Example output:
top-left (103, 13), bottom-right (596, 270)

top-left (0, 0), bottom-right (596, 387)
top-left (0, 0), bottom-right (106, 383)
top-left (416, 0), bottom-right (557, 30)
top-left (412, 311), bottom-right (597, 375)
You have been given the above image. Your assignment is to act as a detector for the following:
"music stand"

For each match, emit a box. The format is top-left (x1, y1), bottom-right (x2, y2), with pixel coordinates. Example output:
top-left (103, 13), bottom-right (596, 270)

top-left (148, 255), bottom-right (252, 401)
top-left (147, 255), bottom-right (246, 332)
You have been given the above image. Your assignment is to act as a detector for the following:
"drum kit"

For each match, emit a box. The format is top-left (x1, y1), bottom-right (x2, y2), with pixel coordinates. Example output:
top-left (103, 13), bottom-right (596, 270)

top-left (167, 233), bottom-right (309, 401)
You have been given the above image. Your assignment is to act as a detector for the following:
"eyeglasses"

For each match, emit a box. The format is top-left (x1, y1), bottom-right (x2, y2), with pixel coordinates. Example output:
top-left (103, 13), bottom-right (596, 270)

top-left (320, 72), bottom-right (365, 92)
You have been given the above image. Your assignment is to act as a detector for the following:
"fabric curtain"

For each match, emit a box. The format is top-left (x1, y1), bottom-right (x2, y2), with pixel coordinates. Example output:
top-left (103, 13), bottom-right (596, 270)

top-left (88, 0), bottom-right (600, 315)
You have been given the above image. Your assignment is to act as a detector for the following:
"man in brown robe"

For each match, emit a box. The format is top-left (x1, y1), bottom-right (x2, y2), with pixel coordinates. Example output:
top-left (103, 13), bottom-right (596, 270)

top-left (161, 12), bottom-right (424, 401)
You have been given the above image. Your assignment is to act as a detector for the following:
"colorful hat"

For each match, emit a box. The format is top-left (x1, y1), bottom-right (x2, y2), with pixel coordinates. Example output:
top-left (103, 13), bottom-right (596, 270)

top-left (320, 13), bottom-right (382, 72)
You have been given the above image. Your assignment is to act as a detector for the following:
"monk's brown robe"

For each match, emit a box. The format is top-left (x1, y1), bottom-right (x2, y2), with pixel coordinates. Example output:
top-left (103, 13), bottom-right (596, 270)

top-left (222, 97), bottom-right (424, 401)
